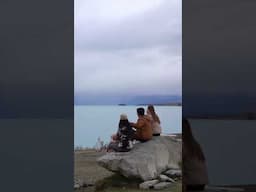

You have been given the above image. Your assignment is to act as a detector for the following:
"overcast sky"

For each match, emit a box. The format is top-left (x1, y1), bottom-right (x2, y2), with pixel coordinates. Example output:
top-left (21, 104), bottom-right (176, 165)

top-left (75, 0), bottom-right (181, 96)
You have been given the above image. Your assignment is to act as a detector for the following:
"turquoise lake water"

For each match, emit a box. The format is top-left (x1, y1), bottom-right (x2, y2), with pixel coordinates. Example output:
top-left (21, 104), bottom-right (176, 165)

top-left (75, 105), bottom-right (182, 147)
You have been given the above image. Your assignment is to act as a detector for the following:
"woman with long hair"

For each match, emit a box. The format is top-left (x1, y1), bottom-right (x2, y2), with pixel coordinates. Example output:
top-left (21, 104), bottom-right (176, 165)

top-left (182, 118), bottom-right (208, 191)
top-left (147, 105), bottom-right (162, 136)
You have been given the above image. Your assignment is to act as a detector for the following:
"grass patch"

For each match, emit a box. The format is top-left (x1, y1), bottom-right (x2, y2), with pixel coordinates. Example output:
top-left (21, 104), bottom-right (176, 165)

top-left (103, 182), bottom-right (181, 192)
top-left (95, 174), bottom-right (142, 191)
top-left (95, 174), bottom-right (182, 192)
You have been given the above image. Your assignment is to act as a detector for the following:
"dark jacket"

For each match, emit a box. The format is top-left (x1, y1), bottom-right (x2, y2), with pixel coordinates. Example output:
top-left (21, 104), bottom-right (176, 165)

top-left (118, 120), bottom-right (134, 148)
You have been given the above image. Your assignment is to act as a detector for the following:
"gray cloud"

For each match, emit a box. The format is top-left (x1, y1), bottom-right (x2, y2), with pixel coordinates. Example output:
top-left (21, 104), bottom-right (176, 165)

top-left (75, 0), bottom-right (181, 96)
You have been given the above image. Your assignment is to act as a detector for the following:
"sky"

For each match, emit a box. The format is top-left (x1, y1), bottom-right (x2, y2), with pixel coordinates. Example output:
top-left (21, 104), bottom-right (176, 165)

top-left (75, 0), bottom-right (182, 97)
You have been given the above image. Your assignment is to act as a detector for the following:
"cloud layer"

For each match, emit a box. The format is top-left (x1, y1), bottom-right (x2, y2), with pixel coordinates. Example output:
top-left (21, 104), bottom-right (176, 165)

top-left (75, 0), bottom-right (181, 96)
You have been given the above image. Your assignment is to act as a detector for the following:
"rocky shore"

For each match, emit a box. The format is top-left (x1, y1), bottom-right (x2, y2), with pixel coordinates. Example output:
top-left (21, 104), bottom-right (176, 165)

top-left (74, 136), bottom-right (181, 192)
top-left (97, 136), bottom-right (181, 190)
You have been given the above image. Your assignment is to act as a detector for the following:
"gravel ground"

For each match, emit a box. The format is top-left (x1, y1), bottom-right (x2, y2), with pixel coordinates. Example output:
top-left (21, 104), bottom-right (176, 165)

top-left (74, 150), bottom-right (114, 192)
top-left (74, 150), bottom-right (114, 183)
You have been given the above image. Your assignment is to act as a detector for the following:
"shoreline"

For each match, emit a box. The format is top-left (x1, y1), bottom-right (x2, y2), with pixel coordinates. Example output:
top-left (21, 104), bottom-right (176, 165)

top-left (74, 134), bottom-right (182, 150)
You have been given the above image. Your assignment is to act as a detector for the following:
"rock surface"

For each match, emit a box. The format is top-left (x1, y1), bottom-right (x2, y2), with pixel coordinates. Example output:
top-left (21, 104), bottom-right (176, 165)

top-left (97, 136), bottom-right (181, 181)
top-left (153, 182), bottom-right (172, 190)
top-left (165, 169), bottom-right (182, 178)
top-left (139, 180), bottom-right (159, 189)
top-left (74, 183), bottom-right (80, 189)
top-left (74, 179), bottom-right (82, 189)
top-left (159, 174), bottom-right (175, 182)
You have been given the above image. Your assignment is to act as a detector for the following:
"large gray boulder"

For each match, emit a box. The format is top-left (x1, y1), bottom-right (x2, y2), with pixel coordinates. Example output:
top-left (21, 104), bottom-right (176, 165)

top-left (97, 136), bottom-right (181, 181)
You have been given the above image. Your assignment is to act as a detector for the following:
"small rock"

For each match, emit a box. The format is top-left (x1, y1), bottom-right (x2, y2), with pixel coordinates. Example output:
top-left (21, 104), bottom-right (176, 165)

top-left (174, 178), bottom-right (179, 181)
top-left (153, 182), bottom-right (172, 190)
top-left (165, 169), bottom-right (182, 178)
top-left (74, 183), bottom-right (80, 189)
top-left (74, 178), bottom-right (92, 189)
top-left (159, 174), bottom-right (175, 182)
top-left (74, 178), bottom-right (82, 189)
top-left (139, 180), bottom-right (159, 189)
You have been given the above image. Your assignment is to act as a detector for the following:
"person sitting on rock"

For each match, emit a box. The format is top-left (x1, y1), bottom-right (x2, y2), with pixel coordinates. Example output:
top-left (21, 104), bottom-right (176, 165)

top-left (108, 114), bottom-right (134, 152)
top-left (146, 105), bottom-right (162, 136)
top-left (130, 108), bottom-right (153, 142)
top-left (182, 118), bottom-right (209, 191)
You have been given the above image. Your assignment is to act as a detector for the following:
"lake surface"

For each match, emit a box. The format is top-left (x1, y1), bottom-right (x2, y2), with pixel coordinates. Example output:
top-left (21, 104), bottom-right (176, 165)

top-left (75, 105), bottom-right (182, 147)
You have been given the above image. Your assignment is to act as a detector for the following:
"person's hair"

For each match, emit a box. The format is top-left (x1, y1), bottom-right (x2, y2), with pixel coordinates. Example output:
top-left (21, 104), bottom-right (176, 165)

top-left (183, 118), bottom-right (205, 161)
top-left (147, 105), bottom-right (160, 124)
top-left (137, 108), bottom-right (145, 116)
top-left (119, 119), bottom-right (130, 128)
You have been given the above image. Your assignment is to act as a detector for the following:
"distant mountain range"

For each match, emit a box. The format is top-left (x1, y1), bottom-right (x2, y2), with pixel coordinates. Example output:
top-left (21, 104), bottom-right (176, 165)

top-left (74, 95), bottom-right (182, 105)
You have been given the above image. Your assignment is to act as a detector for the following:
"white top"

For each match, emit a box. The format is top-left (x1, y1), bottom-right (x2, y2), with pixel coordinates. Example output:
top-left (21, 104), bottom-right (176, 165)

top-left (152, 121), bottom-right (162, 134)
top-left (147, 114), bottom-right (162, 134)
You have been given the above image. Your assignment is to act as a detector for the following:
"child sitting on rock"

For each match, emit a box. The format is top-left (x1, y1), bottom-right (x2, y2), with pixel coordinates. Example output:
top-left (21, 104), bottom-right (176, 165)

top-left (108, 114), bottom-right (135, 152)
